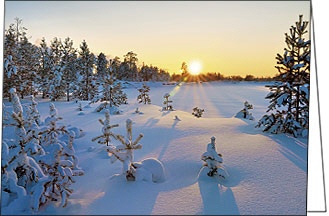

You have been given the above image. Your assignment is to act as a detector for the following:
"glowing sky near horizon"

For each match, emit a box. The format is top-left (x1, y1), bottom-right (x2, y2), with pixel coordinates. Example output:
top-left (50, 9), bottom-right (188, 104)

top-left (4, 1), bottom-right (310, 77)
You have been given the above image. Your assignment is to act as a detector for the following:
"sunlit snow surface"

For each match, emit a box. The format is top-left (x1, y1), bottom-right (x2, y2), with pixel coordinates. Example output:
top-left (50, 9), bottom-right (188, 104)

top-left (2, 81), bottom-right (307, 215)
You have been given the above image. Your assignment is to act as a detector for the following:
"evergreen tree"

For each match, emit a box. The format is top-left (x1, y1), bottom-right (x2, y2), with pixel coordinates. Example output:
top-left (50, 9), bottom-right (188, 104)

top-left (37, 103), bottom-right (84, 209)
top-left (257, 15), bottom-right (310, 137)
top-left (91, 109), bottom-right (119, 146)
top-left (107, 119), bottom-right (143, 181)
top-left (119, 51), bottom-right (139, 81)
top-left (76, 40), bottom-right (97, 101)
top-left (91, 66), bottom-right (128, 113)
top-left (96, 52), bottom-right (109, 79)
top-left (61, 37), bottom-right (78, 102)
top-left (162, 93), bottom-right (174, 111)
top-left (38, 38), bottom-right (53, 99)
top-left (3, 18), bottom-right (33, 99)
top-left (2, 88), bottom-right (47, 212)
top-left (17, 35), bottom-right (40, 97)
top-left (235, 101), bottom-right (254, 120)
top-left (137, 83), bottom-right (151, 104)
top-left (192, 107), bottom-right (205, 118)
top-left (201, 136), bottom-right (228, 179)
top-left (25, 95), bottom-right (42, 130)
top-left (109, 56), bottom-right (121, 79)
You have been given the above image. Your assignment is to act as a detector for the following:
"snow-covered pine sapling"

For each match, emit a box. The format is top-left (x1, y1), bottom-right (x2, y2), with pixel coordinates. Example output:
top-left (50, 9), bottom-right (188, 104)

top-left (25, 95), bottom-right (42, 133)
top-left (107, 119), bottom-right (143, 181)
top-left (2, 88), bottom-right (47, 211)
top-left (201, 136), bottom-right (228, 179)
top-left (91, 72), bottom-right (127, 113)
top-left (92, 109), bottom-right (119, 146)
top-left (133, 107), bottom-right (143, 115)
top-left (44, 102), bottom-right (61, 125)
top-left (137, 83), bottom-right (151, 104)
top-left (78, 102), bottom-right (83, 111)
top-left (162, 93), bottom-right (173, 111)
top-left (192, 107), bottom-right (205, 118)
top-left (30, 95), bottom-right (41, 125)
top-left (37, 103), bottom-right (83, 209)
top-left (173, 115), bottom-right (181, 121)
top-left (235, 101), bottom-right (254, 120)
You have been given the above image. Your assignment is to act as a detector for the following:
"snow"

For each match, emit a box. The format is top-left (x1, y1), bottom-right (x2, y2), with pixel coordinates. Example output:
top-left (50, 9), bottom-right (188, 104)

top-left (1, 81), bottom-right (307, 215)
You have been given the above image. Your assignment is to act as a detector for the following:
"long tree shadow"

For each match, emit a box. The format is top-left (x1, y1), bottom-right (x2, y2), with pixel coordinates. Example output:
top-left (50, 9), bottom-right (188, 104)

top-left (237, 122), bottom-right (307, 172)
top-left (197, 168), bottom-right (240, 215)
top-left (89, 174), bottom-right (160, 215)
top-left (270, 134), bottom-right (307, 172)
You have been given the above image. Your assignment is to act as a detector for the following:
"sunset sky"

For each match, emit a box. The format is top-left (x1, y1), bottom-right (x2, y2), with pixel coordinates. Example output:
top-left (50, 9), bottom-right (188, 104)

top-left (4, 1), bottom-right (310, 77)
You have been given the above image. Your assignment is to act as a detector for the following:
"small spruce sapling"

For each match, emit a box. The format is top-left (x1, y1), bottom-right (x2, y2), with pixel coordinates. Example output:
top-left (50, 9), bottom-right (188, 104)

top-left (137, 83), bottom-right (151, 104)
top-left (192, 107), bottom-right (205, 118)
top-left (25, 95), bottom-right (41, 129)
top-left (2, 88), bottom-right (47, 211)
top-left (201, 136), bottom-right (228, 179)
top-left (91, 71), bottom-right (127, 113)
top-left (107, 119), bottom-right (143, 181)
top-left (78, 102), bottom-right (83, 111)
top-left (37, 103), bottom-right (83, 209)
top-left (92, 109), bottom-right (119, 146)
top-left (162, 93), bottom-right (173, 111)
top-left (235, 101), bottom-right (254, 120)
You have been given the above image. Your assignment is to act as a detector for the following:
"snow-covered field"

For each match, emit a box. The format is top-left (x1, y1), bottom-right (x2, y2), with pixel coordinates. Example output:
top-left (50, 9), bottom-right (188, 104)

top-left (2, 81), bottom-right (307, 215)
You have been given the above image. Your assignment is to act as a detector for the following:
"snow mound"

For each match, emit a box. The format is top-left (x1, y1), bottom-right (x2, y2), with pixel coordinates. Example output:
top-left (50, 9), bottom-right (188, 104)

top-left (234, 111), bottom-right (255, 120)
top-left (67, 127), bottom-right (85, 139)
top-left (132, 158), bottom-right (166, 183)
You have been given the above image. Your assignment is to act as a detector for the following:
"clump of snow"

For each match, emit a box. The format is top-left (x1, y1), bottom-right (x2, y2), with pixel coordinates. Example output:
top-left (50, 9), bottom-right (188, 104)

top-left (132, 158), bottom-right (166, 183)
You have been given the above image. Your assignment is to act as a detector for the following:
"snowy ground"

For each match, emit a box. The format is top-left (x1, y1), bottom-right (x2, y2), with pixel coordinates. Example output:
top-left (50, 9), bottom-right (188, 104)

top-left (2, 81), bottom-right (307, 215)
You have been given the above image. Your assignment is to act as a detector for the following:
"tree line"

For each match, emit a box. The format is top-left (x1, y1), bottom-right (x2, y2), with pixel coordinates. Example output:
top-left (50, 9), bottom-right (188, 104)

top-left (3, 18), bottom-right (171, 102)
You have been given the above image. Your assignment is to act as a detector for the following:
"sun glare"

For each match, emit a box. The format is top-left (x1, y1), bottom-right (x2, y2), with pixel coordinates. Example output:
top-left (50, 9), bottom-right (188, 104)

top-left (189, 61), bottom-right (202, 75)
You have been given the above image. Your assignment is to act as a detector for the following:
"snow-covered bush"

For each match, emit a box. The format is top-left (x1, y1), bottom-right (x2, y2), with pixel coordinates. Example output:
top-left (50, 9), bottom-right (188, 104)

top-left (25, 95), bottom-right (42, 131)
top-left (107, 119), bottom-right (144, 181)
top-left (92, 109), bottom-right (119, 146)
top-left (235, 101), bottom-right (254, 120)
top-left (137, 83), bottom-right (151, 104)
top-left (192, 107), bottom-right (204, 118)
top-left (36, 103), bottom-right (84, 210)
top-left (201, 136), bottom-right (228, 179)
top-left (1, 88), bottom-right (48, 212)
top-left (162, 93), bottom-right (173, 111)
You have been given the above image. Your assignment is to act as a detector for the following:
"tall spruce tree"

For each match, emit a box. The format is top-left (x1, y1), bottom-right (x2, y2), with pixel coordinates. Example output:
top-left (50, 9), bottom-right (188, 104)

top-left (119, 51), bottom-right (139, 81)
top-left (38, 38), bottom-right (53, 99)
top-left (91, 63), bottom-right (127, 113)
top-left (257, 15), bottom-right (310, 137)
top-left (61, 37), bottom-right (78, 102)
top-left (3, 18), bottom-right (31, 99)
top-left (76, 40), bottom-right (96, 101)
top-left (96, 52), bottom-right (109, 79)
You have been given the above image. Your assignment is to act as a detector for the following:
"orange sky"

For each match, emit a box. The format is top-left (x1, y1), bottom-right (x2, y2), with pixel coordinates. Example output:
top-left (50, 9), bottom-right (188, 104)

top-left (5, 1), bottom-right (310, 77)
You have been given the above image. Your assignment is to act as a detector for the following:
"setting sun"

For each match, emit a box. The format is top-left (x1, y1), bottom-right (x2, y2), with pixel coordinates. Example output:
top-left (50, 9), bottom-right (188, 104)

top-left (189, 61), bottom-right (202, 75)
